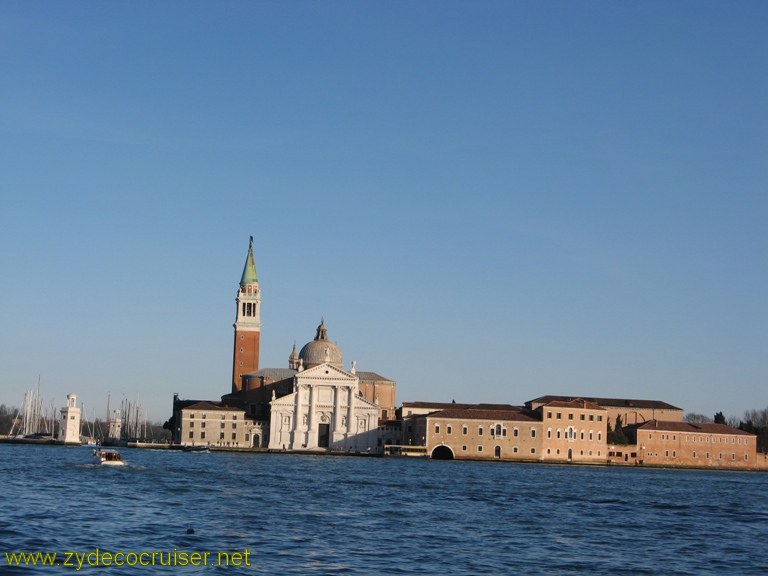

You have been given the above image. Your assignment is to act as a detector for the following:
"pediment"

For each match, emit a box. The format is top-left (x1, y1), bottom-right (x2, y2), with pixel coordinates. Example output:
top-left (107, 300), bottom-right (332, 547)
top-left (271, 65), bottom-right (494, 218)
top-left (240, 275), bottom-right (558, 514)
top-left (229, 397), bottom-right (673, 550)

top-left (295, 362), bottom-right (358, 384)
top-left (271, 391), bottom-right (297, 407)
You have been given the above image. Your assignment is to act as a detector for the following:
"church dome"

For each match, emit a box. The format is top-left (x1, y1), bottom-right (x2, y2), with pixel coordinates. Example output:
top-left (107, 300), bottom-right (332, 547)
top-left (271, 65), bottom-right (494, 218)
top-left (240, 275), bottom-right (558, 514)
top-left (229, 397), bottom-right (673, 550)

top-left (298, 319), bottom-right (343, 369)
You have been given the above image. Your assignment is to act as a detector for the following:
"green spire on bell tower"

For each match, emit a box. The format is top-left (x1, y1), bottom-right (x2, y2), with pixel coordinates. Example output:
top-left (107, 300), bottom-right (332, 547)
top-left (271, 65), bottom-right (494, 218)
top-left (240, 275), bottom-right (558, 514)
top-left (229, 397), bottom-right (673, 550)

top-left (240, 236), bottom-right (258, 285)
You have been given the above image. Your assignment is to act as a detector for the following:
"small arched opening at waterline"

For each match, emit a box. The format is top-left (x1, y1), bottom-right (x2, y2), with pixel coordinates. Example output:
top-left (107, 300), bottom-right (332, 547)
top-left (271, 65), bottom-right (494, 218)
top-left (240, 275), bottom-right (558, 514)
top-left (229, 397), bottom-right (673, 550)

top-left (431, 445), bottom-right (454, 460)
top-left (494, 445), bottom-right (501, 459)
top-left (252, 434), bottom-right (261, 448)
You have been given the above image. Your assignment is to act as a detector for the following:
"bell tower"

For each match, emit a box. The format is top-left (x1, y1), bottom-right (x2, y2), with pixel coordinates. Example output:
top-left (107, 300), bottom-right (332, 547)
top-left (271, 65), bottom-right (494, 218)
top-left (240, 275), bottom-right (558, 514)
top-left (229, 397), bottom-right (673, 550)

top-left (232, 236), bottom-right (261, 393)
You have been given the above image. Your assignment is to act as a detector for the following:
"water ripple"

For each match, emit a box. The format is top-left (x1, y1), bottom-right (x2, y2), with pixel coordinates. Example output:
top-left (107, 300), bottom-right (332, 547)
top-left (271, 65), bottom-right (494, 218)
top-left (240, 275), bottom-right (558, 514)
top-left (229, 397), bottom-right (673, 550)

top-left (1, 445), bottom-right (768, 575)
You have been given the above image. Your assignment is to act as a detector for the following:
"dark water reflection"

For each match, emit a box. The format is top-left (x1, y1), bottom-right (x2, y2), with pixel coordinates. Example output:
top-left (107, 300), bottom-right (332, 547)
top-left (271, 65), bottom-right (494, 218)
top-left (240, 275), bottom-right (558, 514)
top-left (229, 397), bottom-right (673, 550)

top-left (1, 444), bottom-right (766, 574)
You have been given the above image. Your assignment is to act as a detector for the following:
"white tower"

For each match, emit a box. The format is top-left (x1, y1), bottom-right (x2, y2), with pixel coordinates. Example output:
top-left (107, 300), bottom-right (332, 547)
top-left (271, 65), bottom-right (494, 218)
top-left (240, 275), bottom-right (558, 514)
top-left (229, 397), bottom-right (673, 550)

top-left (58, 393), bottom-right (82, 445)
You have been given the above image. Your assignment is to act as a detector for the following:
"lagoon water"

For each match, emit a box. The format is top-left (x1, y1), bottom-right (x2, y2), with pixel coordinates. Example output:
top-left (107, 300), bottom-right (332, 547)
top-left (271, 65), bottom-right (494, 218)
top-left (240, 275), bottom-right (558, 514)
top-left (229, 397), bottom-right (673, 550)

top-left (1, 444), bottom-right (767, 575)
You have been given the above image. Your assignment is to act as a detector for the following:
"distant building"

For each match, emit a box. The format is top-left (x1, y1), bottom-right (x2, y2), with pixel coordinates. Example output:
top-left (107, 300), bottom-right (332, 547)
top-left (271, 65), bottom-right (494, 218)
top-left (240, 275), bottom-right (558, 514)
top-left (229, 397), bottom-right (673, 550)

top-left (617, 420), bottom-right (759, 469)
top-left (267, 363), bottom-right (379, 451)
top-left (538, 399), bottom-right (607, 463)
top-left (175, 401), bottom-right (250, 448)
top-left (526, 395), bottom-right (683, 429)
top-left (403, 398), bottom-right (608, 464)
top-left (171, 238), bottom-right (396, 452)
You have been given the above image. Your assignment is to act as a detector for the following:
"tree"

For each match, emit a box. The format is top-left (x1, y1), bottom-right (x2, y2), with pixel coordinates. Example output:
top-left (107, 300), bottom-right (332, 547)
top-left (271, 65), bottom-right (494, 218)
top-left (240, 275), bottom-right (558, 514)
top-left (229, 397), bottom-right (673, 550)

top-left (684, 412), bottom-right (713, 424)
top-left (608, 415), bottom-right (628, 445)
top-left (714, 411), bottom-right (726, 424)
top-left (0, 404), bottom-right (18, 435)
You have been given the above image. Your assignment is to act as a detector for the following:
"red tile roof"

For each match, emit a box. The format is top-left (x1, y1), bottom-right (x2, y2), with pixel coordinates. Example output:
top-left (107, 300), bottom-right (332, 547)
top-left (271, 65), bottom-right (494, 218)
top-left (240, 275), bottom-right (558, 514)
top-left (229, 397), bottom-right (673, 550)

top-left (634, 420), bottom-right (754, 436)
top-left (427, 408), bottom-right (539, 422)
top-left (543, 399), bottom-right (605, 411)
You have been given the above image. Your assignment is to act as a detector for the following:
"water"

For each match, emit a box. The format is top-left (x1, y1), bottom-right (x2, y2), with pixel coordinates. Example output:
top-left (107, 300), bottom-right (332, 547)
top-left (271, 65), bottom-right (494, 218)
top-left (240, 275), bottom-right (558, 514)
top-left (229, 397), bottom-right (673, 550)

top-left (1, 444), bottom-right (767, 575)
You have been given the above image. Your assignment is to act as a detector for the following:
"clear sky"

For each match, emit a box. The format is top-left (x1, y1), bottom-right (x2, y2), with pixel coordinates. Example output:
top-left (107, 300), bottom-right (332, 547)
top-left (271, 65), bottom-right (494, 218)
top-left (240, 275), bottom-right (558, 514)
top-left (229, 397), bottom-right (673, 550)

top-left (1, 1), bottom-right (766, 423)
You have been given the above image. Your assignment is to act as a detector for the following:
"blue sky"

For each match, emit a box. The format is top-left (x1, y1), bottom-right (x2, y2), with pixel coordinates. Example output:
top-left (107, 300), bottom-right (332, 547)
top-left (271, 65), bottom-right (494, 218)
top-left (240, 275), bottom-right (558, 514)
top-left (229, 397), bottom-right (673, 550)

top-left (1, 2), bottom-right (766, 423)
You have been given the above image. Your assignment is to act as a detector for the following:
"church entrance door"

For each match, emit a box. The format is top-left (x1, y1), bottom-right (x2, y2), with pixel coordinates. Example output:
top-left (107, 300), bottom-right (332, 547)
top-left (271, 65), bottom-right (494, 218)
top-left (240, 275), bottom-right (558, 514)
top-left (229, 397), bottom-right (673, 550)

top-left (318, 424), bottom-right (330, 448)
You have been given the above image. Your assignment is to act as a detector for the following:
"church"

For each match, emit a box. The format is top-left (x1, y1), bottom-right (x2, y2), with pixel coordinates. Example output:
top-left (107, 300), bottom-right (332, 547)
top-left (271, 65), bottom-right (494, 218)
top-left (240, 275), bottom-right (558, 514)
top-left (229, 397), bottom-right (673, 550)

top-left (170, 237), bottom-right (396, 452)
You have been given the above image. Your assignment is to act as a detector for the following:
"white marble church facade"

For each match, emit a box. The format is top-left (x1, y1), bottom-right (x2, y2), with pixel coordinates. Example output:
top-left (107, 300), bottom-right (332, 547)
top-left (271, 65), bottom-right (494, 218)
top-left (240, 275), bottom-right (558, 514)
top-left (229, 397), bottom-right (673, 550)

top-left (268, 363), bottom-right (380, 452)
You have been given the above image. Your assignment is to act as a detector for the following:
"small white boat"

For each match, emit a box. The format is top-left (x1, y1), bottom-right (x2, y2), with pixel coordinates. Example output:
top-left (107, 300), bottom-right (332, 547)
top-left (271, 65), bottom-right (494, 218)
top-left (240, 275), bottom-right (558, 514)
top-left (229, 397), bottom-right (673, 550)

top-left (92, 448), bottom-right (126, 466)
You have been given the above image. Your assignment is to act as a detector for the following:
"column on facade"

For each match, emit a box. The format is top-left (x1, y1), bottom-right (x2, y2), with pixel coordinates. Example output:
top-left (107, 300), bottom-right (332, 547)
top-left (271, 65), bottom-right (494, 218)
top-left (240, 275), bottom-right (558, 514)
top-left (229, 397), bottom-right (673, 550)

top-left (333, 385), bottom-right (343, 442)
top-left (291, 383), bottom-right (302, 449)
top-left (346, 386), bottom-right (355, 446)
top-left (307, 383), bottom-right (317, 448)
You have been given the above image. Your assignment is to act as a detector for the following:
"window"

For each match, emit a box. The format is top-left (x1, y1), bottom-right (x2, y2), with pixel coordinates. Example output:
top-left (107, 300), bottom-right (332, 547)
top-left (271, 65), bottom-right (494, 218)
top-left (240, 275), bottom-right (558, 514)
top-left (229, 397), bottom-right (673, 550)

top-left (201, 422), bottom-right (206, 428)
top-left (462, 425), bottom-right (468, 435)
top-left (232, 423), bottom-right (237, 429)
top-left (557, 430), bottom-right (561, 439)
top-left (568, 413), bottom-right (574, 420)
top-left (547, 429), bottom-right (552, 439)
top-left (589, 415), bottom-right (594, 421)
top-left (221, 422), bottom-right (225, 429)
top-left (597, 432), bottom-right (602, 441)
top-left (513, 428), bottom-right (519, 437)
top-left (188, 431), bottom-right (193, 439)
top-left (201, 432), bottom-right (206, 439)
top-left (580, 414), bottom-right (585, 421)
top-left (547, 411), bottom-right (552, 419)
top-left (477, 446), bottom-right (483, 452)
top-left (530, 448), bottom-right (536, 454)
top-left (597, 416), bottom-right (603, 422)
top-left (495, 424), bottom-right (502, 436)
top-left (447, 425), bottom-right (452, 435)
top-left (220, 432), bottom-right (225, 440)
top-left (478, 427), bottom-right (483, 436)
top-left (190, 421), bottom-right (194, 428)
top-left (513, 447), bottom-right (518, 453)
top-left (462, 445), bottom-right (467, 451)
top-left (434, 424), bottom-right (440, 434)
top-left (589, 431), bottom-right (593, 440)
top-left (531, 428), bottom-right (536, 438)
top-left (232, 433), bottom-right (237, 441)
top-left (556, 412), bottom-right (562, 419)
